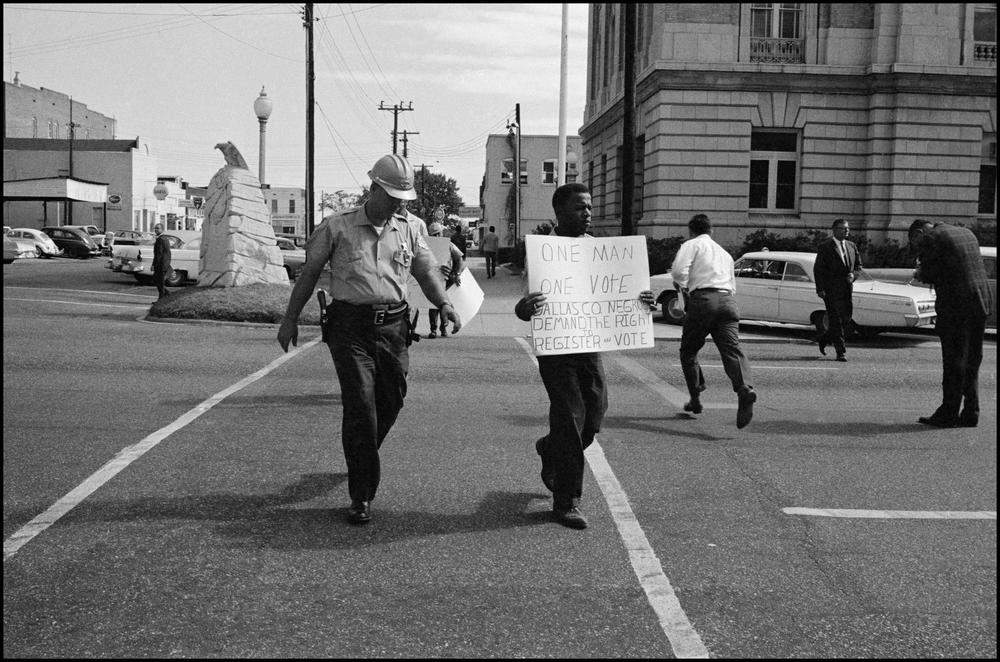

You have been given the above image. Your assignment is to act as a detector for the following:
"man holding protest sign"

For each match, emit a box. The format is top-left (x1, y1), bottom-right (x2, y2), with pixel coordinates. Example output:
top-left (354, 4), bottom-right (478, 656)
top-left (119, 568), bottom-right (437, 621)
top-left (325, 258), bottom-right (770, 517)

top-left (671, 213), bottom-right (756, 429)
top-left (516, 182), bottom-right (656, 529)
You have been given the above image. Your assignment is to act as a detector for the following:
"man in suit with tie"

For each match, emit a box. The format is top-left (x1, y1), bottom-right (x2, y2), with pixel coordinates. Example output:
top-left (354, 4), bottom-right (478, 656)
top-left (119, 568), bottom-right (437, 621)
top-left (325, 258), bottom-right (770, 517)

top-left (908, 219), bottom-right (991, 428)
top-left (813, 218), bottom-right (862, 361)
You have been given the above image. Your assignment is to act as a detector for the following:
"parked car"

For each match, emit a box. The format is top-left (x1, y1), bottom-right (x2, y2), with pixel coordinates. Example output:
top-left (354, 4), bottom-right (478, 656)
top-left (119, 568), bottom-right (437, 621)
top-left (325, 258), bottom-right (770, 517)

top-left (866, 246), bottom-right (996, 328)
top-left (113, 230), bottom-right (201, 286)
top-left (62, 224), bottom-right (106, 248)
top-left (3, 234), bottom-right (19, 264)
top-left (7, 227), bottom-right (62, 258)
top-left (650, 250), bottom-right (938, 336)
top-left (111, 230), bottom-right (156, 246)
top-left (40, 226), bottom-right (102, 258)
top-left (275, 236), bottom-right (307, 279)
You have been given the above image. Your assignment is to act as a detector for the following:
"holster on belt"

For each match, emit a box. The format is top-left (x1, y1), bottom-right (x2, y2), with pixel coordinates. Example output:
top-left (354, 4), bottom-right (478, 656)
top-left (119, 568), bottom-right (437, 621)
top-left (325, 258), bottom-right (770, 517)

top-left (317, 289), bottom-right (329, 343)
top-left (407, 309), bottom-right (420, 347)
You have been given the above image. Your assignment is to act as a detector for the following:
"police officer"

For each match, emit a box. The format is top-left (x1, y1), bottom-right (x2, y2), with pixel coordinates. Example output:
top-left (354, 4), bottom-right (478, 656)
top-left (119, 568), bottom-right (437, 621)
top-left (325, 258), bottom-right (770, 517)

top-left (277, 154), bottom-right (461, 525)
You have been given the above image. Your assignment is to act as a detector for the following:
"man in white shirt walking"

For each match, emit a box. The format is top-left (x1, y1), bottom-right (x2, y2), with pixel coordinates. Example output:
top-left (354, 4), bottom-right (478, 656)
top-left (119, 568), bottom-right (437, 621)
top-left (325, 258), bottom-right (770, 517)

top-left (671, 214), bottom-right (756, 428)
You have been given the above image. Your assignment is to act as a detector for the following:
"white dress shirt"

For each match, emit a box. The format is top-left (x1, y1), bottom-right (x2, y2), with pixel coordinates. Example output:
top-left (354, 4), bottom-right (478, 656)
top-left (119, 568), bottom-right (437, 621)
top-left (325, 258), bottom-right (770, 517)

top-left (671, 233), bottom-right (736, 292)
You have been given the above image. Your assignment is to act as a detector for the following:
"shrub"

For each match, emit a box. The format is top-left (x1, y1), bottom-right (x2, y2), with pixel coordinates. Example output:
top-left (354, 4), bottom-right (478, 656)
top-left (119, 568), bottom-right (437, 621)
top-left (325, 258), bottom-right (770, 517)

top-left (646, 236), bottom-right (686, 275)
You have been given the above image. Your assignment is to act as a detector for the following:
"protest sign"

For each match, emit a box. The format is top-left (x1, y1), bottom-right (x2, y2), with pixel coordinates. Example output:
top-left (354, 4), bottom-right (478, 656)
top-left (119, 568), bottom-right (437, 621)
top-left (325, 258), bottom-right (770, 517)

top-left (448, 267), bottom-right (484, 326)
top-left (525, 234), bottom-right (654, 356)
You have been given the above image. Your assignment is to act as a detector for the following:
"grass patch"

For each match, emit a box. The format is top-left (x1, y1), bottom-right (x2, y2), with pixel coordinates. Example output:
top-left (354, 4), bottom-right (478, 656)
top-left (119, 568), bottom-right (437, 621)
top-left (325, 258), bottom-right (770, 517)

top-left (149, 283), bottom-right (322, 325)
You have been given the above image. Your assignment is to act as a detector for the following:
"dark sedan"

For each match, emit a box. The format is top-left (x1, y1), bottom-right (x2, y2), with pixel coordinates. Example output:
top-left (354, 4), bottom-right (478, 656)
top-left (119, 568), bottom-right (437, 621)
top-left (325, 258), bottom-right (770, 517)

top-left (40, 226), bottom-right (102, 259)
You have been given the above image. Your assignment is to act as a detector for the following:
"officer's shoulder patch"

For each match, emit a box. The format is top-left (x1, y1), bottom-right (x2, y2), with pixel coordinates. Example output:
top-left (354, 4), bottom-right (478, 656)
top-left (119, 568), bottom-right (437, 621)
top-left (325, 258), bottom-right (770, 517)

top-left (416, 235), bottom-right (429, 250)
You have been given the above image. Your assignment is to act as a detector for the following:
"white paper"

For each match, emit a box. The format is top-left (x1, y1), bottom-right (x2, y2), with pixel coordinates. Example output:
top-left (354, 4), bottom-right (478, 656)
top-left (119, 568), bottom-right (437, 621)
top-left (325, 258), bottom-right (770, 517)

top-left (448, 267), bottom-right (484, 326)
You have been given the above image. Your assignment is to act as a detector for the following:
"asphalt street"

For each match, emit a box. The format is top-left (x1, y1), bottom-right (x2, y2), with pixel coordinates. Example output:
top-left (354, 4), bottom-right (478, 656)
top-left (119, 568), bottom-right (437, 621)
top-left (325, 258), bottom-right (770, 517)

top-left (3, 255), bottom-right (996, 658)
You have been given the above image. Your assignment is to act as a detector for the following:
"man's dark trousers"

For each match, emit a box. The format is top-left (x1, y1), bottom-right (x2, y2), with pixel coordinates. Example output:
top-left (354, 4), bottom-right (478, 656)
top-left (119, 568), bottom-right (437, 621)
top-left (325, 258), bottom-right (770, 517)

top-left (936, 310), bottom-right (986, 421)
top-left (153, 269), bottom-right (168, 299)
top-left (820, 295), bottom-right (852, 355)
top-left (537, 352), bottom-right (607, 509)
top-left (327, 306), bottom-right (409, 503)
top-left (679, 290), bottom-right (752, 399)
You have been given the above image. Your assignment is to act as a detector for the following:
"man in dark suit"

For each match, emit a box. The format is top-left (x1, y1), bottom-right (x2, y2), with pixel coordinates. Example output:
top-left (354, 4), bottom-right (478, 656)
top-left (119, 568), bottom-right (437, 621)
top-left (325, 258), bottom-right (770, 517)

top-left (908, 219), bottom-right (991, 428)
top-left (152, 223), bottom-right (172, 300)
top-left (813, 218), bottom-right (862, 361)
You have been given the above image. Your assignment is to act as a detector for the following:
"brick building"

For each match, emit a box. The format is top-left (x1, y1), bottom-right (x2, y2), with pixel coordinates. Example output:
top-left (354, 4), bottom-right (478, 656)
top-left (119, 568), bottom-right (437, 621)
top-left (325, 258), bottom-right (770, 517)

top-left (582, 3), bottom-right (997, 245)
top-left (481, 133), bottom-right (582, 246)
top-left (4, 73), bottom-right (116, 140)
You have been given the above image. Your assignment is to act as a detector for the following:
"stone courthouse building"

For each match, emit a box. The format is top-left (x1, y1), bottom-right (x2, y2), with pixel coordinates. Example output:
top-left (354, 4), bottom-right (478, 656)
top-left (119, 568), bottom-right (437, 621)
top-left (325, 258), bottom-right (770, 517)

top-left (581, 3), bottom-right (997, 245)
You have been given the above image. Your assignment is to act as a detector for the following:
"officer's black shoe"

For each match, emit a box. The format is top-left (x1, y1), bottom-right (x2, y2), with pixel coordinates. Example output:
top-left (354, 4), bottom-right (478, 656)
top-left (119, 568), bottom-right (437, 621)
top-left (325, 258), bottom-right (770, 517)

top-left (552, 506), bottom-right (588, 529)
top-left (683, 399), bottom-right (703, 414)
top-left (957, 412), bottom-right (979, 428)
top-left (918, 415), bottom-right (956, 428)
top-left (347, 500), bottom-right (371, 524)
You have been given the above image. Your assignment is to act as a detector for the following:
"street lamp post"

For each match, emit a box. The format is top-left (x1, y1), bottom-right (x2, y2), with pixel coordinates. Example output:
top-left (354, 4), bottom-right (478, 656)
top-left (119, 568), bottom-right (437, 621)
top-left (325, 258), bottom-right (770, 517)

top-left (253, 86), bottom-right (273, 188)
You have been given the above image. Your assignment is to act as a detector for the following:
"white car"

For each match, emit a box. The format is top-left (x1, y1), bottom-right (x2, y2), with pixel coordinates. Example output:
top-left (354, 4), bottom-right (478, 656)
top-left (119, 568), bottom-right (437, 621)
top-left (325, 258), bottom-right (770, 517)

top-left (114, 230), bottom-right (201, 287)
top-left (7, 227), bottom-right (62, 258)
top-left (651, 250), bottom-right (938, 336)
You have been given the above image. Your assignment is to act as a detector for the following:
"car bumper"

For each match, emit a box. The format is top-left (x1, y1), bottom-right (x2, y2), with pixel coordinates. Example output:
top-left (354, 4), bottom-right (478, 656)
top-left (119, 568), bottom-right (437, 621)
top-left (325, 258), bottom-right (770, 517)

top-left (904, 313), bottom-right (936, 327)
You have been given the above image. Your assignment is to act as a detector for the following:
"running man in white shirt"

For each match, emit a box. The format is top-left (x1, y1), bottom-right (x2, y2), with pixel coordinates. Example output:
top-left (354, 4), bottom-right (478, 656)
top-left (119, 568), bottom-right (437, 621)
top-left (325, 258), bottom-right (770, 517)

top-left (670, 214), bottom-right (757, 428)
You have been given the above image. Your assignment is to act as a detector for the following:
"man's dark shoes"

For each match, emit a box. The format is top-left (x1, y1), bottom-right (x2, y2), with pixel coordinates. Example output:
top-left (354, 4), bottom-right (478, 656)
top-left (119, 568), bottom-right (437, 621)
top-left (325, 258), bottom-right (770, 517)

top-left (553, 506), bottom-right (588, 529)
top-left (536, 437), bottom-right (556, 492)
top-left (957, 413), bottom-right (979, 428)
top-left (918, 415), bottom-right (956, 428)
top-left (683, 399), bottom-right (703, 414)
top-left (736, 387), bottom-right (756, 429)
top-left (347, 500), bottom-right (371, 524)
top-left (817, 337), bottom-right (827, 355)
top-left (836, 353), bottom-right (847, 362)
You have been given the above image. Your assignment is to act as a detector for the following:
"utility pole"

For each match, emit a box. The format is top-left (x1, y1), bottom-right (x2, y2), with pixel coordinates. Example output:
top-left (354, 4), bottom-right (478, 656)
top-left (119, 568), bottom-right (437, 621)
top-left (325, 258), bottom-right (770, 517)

top-left (507, 103), bottom-right (521, 240)
top-left (400, 130), bottom-right (419, 159)
top-left (379, 101), bottom-right (414, 154)
top-left (413, 163), bottom-right (434, 219)
top-left (621, 3), bottom-right (637, 236)
top-left (304, 3), bottom-right (316, 237)
top-left (68, 96), bottom-right (78, 224)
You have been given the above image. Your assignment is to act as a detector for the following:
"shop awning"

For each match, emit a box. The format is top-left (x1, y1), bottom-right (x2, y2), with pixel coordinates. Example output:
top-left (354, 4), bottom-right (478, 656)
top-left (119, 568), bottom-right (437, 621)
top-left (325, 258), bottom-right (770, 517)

top-left (3, 176), bottom-right (108, 203)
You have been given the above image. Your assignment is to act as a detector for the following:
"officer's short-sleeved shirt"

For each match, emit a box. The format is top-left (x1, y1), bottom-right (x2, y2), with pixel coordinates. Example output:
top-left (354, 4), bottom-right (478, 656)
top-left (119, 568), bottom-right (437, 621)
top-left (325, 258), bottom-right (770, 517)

top-left (306, 207), bottom-right (438, 305)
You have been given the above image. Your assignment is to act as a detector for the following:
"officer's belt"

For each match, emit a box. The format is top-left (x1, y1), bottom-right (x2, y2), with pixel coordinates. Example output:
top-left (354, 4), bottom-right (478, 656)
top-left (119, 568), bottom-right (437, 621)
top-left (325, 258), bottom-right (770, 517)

top-left (330, 299), bottom-right (409, 325)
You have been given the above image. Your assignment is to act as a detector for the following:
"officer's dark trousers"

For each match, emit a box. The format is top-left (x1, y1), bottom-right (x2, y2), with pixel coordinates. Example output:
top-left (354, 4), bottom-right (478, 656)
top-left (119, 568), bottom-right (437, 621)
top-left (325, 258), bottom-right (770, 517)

top-left (327, 306), bottom-right (409, 503)
top-left (679, 290), bottom-right (752, 399)
top-left (934, 311), bottom-right (986, 421)
top-left (820, 294), bottom-right (853, 355)
top-left (537, 352), bottom-right (607, 509)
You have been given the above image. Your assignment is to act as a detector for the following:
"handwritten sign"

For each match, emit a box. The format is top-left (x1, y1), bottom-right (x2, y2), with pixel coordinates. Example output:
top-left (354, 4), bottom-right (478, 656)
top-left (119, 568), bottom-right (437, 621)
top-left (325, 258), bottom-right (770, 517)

top-left (525, 234), bottom-right (654, 356)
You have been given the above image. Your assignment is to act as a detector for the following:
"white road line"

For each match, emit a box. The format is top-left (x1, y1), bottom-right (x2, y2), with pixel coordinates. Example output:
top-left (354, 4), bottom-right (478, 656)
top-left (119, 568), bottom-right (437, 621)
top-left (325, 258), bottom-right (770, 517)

top-left (783, 508), bottom-right (997, 519)
top-left (3, 338), bottom-right (322, 561)
top-left (5, 297), bottom-right (148, 309)
top-left (4, 285), bottom-right (152, 298)
top-left (514, 338), bottom-right (709, 659)
top-left (613, 352), bottom-right (737, 410)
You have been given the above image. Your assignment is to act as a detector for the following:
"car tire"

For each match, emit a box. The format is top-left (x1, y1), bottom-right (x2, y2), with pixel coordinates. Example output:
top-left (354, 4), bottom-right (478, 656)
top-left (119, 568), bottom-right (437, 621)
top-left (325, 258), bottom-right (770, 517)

top-left (34, 246), bottom-right (43, 258)
top-left (165, 270), bottom-right (184, 287)
top-left (810, 310), bottom-right (828, 336)
top-left (659, 291), bottom-right (686, 325)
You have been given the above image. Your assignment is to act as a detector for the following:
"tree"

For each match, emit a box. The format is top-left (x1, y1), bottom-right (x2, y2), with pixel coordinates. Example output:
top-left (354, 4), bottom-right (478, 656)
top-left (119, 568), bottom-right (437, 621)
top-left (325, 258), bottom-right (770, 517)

top-left (411, 169), bottom-right (463, 221)
top-left (319, 189), bottom-right (365, 214)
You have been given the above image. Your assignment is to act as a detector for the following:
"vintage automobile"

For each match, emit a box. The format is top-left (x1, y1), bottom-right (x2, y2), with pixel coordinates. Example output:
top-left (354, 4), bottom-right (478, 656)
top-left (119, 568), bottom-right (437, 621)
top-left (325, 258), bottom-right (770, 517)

top-left (275, 236), bottom-right (307, 279)
top-left (3, 234), bottom-right (20, 264)
top-left (40, 226), bottom-right (102, 259)
top-left (113, 230), bottom-right (201, 286)
top-left (7, 228), bottom-right (62, 258)
top-left (866, 246), bottom-right (996, 329)
top-left (650, 250), bottom-right (938, 336)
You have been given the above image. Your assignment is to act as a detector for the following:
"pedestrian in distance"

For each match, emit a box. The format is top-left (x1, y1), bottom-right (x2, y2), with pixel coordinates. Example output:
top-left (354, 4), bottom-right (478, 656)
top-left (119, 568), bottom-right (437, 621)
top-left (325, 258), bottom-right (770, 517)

top-left (277, 153), bottom-right (461, 525)
top-left (813, 218), bottom-right (862, 362)
top-left (425, 221), bottom-right (465, 338)
top-left (482, 225), bottom-right (500, 278)
top-left (671, 213), bottom-right (756, 428)
top-left (907, 219), bottom-right (991, 428)
top-left (516, 182), bottom-right (656, 530)
top-left (152, 223), bottom-right (171, 300)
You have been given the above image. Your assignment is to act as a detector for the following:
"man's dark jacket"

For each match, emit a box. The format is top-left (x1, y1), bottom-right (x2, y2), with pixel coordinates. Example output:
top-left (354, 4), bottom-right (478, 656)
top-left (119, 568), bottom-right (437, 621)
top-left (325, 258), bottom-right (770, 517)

top-left (813, 237), bottom-right (861, 300)
top-left (153, 234), bottom-right (172, 273)
top-left (916, 224), bottom-right (991, 321)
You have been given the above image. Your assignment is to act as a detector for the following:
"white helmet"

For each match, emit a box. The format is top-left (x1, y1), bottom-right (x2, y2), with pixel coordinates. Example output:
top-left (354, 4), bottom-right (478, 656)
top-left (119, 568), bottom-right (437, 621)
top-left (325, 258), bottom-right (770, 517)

top-left (368, 154), bottom-right (417, 200)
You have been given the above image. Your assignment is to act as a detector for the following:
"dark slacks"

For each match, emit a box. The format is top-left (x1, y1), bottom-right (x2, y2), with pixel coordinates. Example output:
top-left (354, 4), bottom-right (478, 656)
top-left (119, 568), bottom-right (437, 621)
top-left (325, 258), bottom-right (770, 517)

top-left (935, 312), bottom-right (986, 421)
top-left (679, 290), bottom-right (752, 399)
top-left (153, 268), bottom-right (169, 299)
top-left (484, 252), bottom-right (498, 277)
top-left (820, 295), bottom-right (853, 355)
top-left (326, 304), bottom-right (409, 503)
top-left (536, 352), bottom-right (607, 509)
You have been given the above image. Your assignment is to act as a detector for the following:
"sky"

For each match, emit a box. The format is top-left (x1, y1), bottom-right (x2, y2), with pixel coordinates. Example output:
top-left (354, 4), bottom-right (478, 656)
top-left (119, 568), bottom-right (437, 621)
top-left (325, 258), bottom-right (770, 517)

top-left (3, 3), bottom-right (590, 207)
